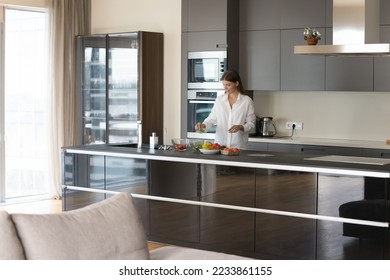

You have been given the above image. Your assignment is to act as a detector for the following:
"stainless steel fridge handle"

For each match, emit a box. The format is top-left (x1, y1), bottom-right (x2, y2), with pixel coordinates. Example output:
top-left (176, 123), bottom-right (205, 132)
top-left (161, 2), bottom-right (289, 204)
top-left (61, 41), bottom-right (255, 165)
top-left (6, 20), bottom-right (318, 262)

top-left (137, 121), bottom-right (142, 148)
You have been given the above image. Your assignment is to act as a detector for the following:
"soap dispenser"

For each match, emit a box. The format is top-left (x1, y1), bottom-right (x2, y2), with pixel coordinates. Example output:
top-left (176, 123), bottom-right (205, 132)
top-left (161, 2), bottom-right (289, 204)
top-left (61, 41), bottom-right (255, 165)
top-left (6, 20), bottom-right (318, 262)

top-left (150, 132), bottom-right (158, 149)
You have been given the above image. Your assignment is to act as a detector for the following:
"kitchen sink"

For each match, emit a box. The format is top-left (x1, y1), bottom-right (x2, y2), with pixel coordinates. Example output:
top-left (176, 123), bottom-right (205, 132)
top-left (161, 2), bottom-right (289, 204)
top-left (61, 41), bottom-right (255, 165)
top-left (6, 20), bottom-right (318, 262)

top-left (108, 143), bottom-right (173, 150)
top-left (109, 143), bottom-right (148, 148)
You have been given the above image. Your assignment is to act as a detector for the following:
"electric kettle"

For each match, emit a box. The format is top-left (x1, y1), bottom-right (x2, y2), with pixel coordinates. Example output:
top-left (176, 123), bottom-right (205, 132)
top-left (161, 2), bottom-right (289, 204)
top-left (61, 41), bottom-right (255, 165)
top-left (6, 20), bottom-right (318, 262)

top-left (258, 117), bottom-right (277, 137)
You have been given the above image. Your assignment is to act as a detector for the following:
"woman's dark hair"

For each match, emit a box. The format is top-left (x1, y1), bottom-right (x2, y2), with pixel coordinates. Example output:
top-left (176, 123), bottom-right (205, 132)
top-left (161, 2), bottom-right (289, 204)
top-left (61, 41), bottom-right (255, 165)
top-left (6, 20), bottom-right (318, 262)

top-left (220, 69), bottom-right (246, 94)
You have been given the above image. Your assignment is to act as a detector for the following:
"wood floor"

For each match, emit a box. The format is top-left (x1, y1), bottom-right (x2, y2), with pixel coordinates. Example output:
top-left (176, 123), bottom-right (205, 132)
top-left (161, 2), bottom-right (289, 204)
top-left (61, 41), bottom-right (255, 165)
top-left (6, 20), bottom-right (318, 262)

top-left (0, 198), bottom-right (165, 251)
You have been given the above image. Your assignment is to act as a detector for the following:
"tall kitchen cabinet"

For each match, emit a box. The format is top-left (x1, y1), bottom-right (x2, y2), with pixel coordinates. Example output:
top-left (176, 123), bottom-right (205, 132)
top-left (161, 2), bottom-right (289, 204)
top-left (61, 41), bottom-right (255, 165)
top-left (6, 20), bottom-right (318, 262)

top-left (181, 0), bottom-right (239, 137)
top-left (76, 31), bottom-right (163, 145)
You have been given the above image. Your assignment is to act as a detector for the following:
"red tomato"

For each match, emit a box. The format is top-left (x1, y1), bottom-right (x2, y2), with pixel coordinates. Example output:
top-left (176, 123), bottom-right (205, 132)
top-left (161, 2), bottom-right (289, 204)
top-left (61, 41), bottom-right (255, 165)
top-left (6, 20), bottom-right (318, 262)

top-left (175, 144), bottom-right (186, 150)
top-left (211, 143), bottom-right (221, 150)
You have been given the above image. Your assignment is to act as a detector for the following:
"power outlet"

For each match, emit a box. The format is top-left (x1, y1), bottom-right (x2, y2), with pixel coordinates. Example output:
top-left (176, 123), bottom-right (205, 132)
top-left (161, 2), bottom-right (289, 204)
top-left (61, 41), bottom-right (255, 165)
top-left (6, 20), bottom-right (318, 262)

top-left (286, 121), bottom-right (303, 130)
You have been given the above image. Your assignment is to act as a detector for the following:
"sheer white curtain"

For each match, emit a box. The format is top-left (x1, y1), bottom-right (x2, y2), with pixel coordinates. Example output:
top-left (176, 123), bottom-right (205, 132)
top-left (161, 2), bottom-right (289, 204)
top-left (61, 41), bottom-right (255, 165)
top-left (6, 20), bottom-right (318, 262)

top-left (47, 0), bottom-right (90, 198)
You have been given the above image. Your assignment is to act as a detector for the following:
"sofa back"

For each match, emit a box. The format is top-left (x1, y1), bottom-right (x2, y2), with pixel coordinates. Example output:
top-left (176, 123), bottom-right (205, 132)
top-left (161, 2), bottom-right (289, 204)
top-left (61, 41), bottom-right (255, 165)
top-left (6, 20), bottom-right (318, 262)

top-left (0, 210), bottom-right (26, 259)
top-left (0, 192), bottom-right (150, 260)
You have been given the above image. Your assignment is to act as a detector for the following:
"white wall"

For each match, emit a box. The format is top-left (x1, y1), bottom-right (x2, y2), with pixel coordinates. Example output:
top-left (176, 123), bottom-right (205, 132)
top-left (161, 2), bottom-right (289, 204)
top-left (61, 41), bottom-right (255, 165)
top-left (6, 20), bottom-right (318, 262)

top-left (254, 90), bottom-right (390, 141)
top-left (91, 0), bottom-right (182, 144)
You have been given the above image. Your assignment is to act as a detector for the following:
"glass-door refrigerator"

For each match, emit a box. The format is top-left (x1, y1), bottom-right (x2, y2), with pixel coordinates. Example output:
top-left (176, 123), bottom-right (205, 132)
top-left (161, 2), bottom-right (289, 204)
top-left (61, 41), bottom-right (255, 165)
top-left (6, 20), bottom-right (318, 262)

top-left (107, 33), bottom-right (139, 144)
top-left (77, 33), bottom-right (140, 145)
top-left (77, 34), bottom-right (107, 144)
top-left (77, 31), bottom-right (163, 146)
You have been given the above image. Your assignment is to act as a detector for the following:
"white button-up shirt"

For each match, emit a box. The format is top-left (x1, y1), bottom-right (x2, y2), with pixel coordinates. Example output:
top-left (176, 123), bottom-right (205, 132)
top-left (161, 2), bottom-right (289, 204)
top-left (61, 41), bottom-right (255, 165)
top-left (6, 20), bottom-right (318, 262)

top-left (203, 93), bottom-right (256, 149)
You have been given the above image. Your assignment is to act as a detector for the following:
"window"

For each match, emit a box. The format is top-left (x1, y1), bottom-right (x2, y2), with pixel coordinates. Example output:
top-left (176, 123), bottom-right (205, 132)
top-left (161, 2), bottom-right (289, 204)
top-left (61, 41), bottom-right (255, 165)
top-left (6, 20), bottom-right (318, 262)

top-left (0, 8), bottom-right (49, 201)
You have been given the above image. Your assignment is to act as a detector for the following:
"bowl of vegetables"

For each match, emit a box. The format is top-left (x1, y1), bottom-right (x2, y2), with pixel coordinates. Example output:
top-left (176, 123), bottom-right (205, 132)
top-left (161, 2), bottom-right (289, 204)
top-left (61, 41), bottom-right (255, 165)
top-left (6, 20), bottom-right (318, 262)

top-left (171, 138), bottom-right (190, 151)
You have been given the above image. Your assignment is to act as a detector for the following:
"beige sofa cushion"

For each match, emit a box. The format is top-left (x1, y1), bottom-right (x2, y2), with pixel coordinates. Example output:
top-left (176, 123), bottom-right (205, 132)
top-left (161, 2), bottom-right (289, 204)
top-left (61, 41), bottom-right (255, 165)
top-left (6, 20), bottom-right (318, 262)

top-left (150, 246), bottom-right (252, 260)
top-left (11, 192), bottom-right (150, 260)
top-left (0, 210), bottom-right (26, 260)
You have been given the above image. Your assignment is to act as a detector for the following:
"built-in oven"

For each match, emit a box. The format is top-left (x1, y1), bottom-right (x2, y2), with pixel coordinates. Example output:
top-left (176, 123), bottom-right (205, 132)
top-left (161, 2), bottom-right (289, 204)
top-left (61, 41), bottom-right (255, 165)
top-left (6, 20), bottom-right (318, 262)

top-left (187, 51), bottom-right (227, 89)
top-left (187, 89), bottom-right (225, 140)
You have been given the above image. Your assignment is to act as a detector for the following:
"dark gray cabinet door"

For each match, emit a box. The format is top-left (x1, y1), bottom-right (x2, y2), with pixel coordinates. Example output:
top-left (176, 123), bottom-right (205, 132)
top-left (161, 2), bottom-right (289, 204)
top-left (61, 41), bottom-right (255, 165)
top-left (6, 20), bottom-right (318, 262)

top-left (362, 148), bottom-right (390, 158)
top-left (281, 29), bottom-right (326, 91)
top-left (186, 31), bottom-right (227, 52)
top-left (268, 143), bottom-right (301, 153)
top-left (280, 0), bottom-right (326, 29)
top-left (380, 0), bottom-right (390, 25)
top-left (299, 145), bottom-right (363, 156)
top-left (325, 56), bottom-right (374, 91)
top-left (239, 30), bottom-right (281, 90)
top-left (325, 28), bottom-right (374, 91)
top-left (186, 0), bottom-right (227, 32)
top-left (239, 0), bottom-right (281, 30)
top-left (247, 141), bottom-right (268, 151)
top-left (374, 25), bottom-right (390, 91)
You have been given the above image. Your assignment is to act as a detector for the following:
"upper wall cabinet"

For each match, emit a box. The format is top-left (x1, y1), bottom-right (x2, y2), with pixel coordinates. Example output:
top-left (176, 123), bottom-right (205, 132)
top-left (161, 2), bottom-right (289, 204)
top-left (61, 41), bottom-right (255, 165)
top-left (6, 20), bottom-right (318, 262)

top-left (324, 29), bottom-right (374, 91)
top-left (238, 0), bottom-right (390, 92)
top-left (183, 0), bottom-right (229, 52)
top-left (239, 30), bottom-right (281, 90)
top-left (374, 25), bottom-right (390, 91)
top-left (380, 0), bottom-right (390, 24)
top-left (186, 31), bottom-right (228, 52)
top-left (182, 0), bottom-right (239, 63)
top-left (281, 29), bottom-right (325, 91)
top-left (239, 0), bottom-right (327, 91)
top-left (185, 0), bottom-right (227, 32)
top-left (279, 0), bottom-right (326, 29)
top-left (185, 0), bottom-right (390, 92)
top-left (325, 56), bottom-right (374, 91)
top-left (239, 0), bottom-right (281, 30)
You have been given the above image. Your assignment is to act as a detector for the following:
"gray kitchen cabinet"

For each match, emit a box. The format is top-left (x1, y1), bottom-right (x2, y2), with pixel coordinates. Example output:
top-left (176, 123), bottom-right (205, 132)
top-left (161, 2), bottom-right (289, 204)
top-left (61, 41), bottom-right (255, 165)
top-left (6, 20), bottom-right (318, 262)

top-left (268, 143), bottom-right (301, 153)
top-left (247, 142), bottom-right (268, 152)
top-left (374, 26), bottom-right (390, 91)
top-left (380, 0), bottom-right (390, 25)
top-left (182, 0), bottom-right (228, 51)
top-left (248, 140), bottom-right (390, 158)
top-left (182, 0), bottom-right (239, 67)
top-left (299, 145), bottom-right (363, 156)
top-left (186, 31), bottom-right (227, 52)
top-left (324, 28), bottom-right (374, 91)
top-left (185, 0), bottom-right (227, 32)
top-left (183, 0), bottom-right (229, 50)
top-left (280, 0), bottom-right (326, 29)
top-left (362, 149), bottom-right (390, 158)
top-left (239, 30), bottom-right (281, 90)
top-left (239, 0), bottom-right (281, 30)
top-left (281, 29), bottom-right (326, 91)
top-left (325, 56), bottom-right (374, 91)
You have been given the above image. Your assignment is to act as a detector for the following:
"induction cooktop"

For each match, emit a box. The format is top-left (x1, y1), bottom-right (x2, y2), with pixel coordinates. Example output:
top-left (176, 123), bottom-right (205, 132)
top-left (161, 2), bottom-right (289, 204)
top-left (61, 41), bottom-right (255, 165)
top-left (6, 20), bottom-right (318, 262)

top-left (304, 155), bottom-right (390, 166)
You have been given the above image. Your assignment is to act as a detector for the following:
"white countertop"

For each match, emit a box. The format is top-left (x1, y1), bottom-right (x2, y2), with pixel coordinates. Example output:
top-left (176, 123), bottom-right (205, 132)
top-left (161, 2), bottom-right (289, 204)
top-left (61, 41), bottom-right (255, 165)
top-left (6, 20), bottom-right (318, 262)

top-left (249, 136), bottom-right (390, 150)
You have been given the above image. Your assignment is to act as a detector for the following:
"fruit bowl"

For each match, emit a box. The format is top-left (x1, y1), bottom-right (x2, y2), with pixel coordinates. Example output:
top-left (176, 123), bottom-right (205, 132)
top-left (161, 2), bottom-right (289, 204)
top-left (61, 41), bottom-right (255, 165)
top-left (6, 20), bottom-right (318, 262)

top-left (221, 148), bottom-right (240, 156)
top-left (190, 140), bottom-right (205, 153)
top-left (199, 149), bottom-right (220, 155)
top-left (171, 138), bottom-right (190, 151)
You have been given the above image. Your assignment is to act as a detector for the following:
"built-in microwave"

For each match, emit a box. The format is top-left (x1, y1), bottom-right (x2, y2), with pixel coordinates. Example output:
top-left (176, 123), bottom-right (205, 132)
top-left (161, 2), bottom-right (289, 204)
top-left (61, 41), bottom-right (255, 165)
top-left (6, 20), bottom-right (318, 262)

top-left (187, 51), bottom-right (227, 89)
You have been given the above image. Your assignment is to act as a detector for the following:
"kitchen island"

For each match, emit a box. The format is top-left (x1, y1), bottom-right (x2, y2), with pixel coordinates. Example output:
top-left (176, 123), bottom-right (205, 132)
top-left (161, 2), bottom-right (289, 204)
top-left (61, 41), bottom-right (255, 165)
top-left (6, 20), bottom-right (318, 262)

top-left (62, 144), bottom-right (390, 259)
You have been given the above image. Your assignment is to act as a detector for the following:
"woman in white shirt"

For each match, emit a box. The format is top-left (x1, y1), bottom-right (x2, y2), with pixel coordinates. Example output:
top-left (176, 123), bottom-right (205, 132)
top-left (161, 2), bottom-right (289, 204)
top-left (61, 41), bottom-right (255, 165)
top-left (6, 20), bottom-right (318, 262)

top-left (195, 70), bottom-right (256, 149)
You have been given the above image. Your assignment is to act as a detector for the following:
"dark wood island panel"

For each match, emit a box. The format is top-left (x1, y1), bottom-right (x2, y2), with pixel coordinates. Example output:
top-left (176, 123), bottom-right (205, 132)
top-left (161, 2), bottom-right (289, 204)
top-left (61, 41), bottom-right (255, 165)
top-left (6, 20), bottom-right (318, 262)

top-left (61, 144), bottom-right (390, 259)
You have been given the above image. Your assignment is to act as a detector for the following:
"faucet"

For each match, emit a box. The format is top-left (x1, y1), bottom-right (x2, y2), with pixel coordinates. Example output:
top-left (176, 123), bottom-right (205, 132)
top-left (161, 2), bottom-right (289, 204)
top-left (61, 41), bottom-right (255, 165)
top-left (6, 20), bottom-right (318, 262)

top-left (137, 121), bottom-right (142, 148)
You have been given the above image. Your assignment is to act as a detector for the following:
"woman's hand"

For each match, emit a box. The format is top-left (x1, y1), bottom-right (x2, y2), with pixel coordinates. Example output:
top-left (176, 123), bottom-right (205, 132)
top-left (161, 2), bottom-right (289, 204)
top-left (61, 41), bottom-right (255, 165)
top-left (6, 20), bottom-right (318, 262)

top-left (228, 125), bottom-right (244, 133)
top-left (195, 122), bottom-right (206, 132)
